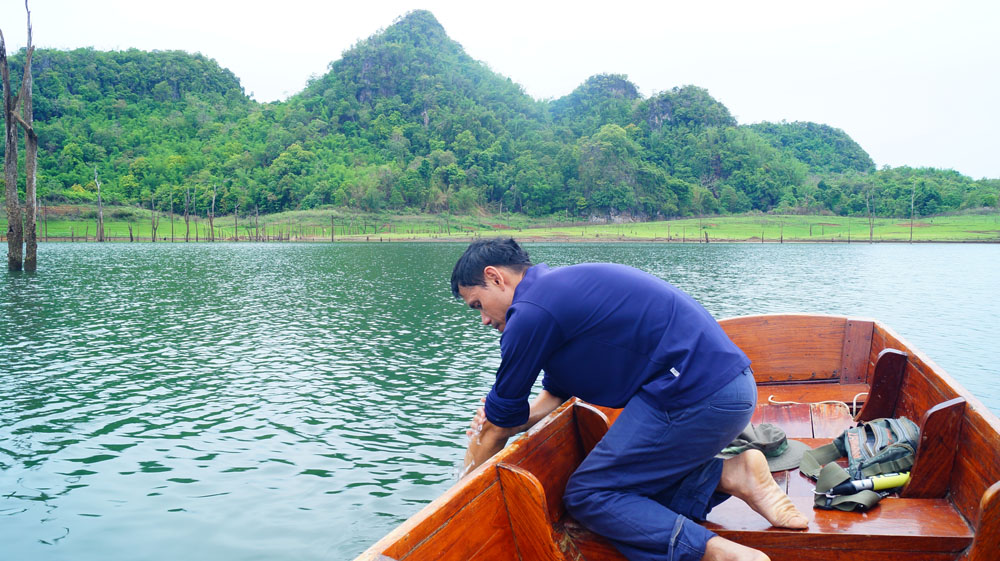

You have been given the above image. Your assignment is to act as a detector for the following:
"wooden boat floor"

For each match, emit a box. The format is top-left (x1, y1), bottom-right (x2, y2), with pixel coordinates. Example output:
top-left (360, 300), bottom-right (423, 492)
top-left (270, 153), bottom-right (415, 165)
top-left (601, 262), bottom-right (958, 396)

top-left (559, 401), bottom-right (975, 561)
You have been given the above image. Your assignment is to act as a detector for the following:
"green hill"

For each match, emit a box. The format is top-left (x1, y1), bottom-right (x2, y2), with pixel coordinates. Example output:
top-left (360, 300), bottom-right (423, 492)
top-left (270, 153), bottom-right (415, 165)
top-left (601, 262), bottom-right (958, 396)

top-left (2, 10), bottom-right (996, 221)
top-left (748, 121), bottom-right (875, 175)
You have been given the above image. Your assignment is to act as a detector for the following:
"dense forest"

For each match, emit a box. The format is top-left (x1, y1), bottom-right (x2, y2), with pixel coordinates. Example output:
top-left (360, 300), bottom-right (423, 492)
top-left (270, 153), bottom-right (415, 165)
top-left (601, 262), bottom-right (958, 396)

top-left (3, 10), bottom-right (998, 221)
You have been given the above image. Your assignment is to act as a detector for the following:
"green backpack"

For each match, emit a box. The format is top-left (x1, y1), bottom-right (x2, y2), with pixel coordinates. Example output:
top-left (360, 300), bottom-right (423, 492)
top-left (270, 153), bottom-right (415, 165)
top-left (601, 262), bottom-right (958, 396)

top-left (800, 417), bottom-right (919, 511)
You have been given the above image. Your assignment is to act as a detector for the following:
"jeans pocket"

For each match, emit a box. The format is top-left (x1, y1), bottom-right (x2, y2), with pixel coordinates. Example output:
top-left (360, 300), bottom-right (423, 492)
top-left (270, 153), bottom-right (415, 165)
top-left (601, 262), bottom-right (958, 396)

top-left (708, 400), bottom-right (755, 414)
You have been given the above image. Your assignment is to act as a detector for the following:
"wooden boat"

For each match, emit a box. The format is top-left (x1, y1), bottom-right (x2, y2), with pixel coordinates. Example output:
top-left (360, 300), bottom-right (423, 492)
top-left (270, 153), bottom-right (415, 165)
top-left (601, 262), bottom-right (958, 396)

top-left (354, 314), bottom-right (1000, 561)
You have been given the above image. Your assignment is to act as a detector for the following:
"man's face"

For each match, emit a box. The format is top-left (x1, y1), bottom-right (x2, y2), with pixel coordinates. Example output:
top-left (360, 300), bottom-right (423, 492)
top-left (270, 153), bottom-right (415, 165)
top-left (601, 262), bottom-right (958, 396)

top-left (458, 281), bottom-right (513, 333)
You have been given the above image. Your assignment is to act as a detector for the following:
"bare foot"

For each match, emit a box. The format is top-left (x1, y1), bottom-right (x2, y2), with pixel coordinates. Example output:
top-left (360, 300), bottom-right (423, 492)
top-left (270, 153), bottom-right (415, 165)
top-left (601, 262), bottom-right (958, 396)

top-left (704, 536), bottom-right (769, 561)
top-left (718, 450), bottom-right (809, 529)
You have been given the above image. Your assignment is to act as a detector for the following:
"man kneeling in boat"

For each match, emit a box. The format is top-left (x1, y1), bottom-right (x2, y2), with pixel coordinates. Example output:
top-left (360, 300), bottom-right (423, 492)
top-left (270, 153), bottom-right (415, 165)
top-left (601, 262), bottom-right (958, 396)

top-left (452, 238), bottom-right (807, 561)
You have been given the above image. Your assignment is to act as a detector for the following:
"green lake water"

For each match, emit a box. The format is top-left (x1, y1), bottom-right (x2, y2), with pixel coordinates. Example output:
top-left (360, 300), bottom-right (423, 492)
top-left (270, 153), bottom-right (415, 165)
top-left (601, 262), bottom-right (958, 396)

top-left (1, 242), bottom-right (998, 560)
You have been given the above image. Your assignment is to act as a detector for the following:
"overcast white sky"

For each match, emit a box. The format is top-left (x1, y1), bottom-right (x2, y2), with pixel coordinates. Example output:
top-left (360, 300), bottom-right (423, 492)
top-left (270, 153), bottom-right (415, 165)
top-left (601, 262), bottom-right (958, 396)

top-left (1, 0), bottom-right (998, 178)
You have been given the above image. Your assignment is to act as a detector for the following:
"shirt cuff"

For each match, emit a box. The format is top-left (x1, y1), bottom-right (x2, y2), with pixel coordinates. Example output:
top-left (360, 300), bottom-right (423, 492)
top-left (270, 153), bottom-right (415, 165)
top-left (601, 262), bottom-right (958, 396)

top-left (484, 390), bottom-right (530, 428)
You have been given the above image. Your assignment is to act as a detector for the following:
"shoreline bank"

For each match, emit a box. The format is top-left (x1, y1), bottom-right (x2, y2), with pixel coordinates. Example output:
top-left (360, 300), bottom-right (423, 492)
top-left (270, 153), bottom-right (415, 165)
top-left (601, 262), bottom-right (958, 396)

top-left (7, 235), bottom-right (998, 244)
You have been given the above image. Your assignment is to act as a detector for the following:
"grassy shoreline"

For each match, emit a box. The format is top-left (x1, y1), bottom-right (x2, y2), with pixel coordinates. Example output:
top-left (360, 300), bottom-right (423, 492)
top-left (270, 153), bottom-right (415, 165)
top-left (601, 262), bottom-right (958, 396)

top-left (3, 207), bottom-right (999, 243)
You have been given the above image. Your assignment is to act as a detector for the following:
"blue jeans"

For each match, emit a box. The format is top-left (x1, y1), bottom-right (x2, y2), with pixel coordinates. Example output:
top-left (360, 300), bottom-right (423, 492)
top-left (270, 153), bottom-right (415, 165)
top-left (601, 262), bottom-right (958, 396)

top-left (564, 367), bottom-right (757, 561)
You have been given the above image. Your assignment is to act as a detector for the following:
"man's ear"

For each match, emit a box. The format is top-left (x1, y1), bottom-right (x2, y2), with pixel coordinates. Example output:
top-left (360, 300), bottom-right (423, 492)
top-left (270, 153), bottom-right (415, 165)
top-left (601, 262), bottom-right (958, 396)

top-left (483, 266), bottom-right (504, 288)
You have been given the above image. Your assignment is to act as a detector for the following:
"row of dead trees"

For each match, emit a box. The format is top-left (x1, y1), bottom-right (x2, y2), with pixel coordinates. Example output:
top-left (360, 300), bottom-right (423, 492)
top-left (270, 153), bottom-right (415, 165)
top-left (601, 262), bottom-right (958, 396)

top-left (2, 2), bottom-right (37, 271)
top-left (146, 186), bottom-right (218, 242)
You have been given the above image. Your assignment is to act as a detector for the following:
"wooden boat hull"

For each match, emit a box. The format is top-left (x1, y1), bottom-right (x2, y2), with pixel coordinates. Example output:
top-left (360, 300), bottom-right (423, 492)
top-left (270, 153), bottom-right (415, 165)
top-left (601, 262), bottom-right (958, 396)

top-left (355, 315), bottom-right (1000, 561)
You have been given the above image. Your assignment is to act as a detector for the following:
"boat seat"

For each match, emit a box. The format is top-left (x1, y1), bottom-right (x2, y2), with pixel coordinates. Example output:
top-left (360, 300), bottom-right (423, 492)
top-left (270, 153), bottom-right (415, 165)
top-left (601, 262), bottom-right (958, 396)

top-left (702, 493), bottom-right (973, 560)
top-left (712, 395), bottom-right (974, 560)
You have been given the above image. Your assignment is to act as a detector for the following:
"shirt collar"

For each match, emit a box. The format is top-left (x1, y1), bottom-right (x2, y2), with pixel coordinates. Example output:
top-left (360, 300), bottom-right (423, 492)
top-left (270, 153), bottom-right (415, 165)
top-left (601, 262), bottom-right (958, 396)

top-left (512, 263), bottom-right (549, 304)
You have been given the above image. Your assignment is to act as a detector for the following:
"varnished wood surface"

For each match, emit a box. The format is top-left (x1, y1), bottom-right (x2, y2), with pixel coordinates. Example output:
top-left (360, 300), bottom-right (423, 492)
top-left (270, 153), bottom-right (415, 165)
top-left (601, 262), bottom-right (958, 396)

top-left (367, 466), bottom-right (505, 560)
top-left (903, 397), bottom-right (967, 498)
top-left (965, 480), bottom-right (1000, 561)
top-left (756, 383), bottom-right (870, 410)
top-left (809, 402), bottom-right (855, 438)
top-left (497, 464), bottom-right (566, 561)
top-left (753, 549), bottom-right (959, 561)
top-left (391, 477), bottom-right (516, 561)
top-left (839, 319), bottom-right (874, 384)
top-left (503, 405), bottom-right (584, 524)
top-left (749, 402), bottom-right (854, 440)
top-left (720, 315), bottom-right (847, 383)
top-left (572, 402), bottom-right (610, 457)
top-left (855, 348), bottom-right (907, 421)
top-left (752, 403), bottom-right (815, 438)
top-left (705, 495), bottom-right (972, 551)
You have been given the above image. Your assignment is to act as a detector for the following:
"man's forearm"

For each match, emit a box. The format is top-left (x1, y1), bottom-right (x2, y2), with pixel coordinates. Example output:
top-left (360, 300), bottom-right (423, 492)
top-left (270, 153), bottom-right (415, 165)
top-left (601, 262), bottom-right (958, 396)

top-left (461, 390), bottom-right (568, 478)
top-left (523, 390), bottom-right (567, 429)
top-left (462, 423), bottom-right (517, 476)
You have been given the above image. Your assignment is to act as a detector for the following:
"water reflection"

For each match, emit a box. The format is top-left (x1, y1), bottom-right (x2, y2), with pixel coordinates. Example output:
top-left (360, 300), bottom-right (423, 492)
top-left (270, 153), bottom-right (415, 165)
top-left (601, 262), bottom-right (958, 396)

top-left (1, 241), bottom-right (997, 560)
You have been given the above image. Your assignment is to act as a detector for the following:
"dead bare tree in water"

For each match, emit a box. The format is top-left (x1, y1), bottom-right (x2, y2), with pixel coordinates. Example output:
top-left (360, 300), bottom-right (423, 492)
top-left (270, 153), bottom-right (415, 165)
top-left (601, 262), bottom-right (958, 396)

top-left (150, 193), bottom-right (159, 241)
top-left (183, 186), bottom-right (191, 242)
top-left (208, 187), bottom-right (216, 241)
top-left (865, 187), bottom-right (875, 243)
top-left (1, 30), bottom-right (21, 269)
top-left (193, 187), bottom-right (198, 242)
top-left (18, 4), bottom-right (37, 267)
top-left (169, 193), bottom-right (174, 242)
top-left (1, 3), bottom-right (36, 270)
top-left (94, 166), bottom-right (105, 242)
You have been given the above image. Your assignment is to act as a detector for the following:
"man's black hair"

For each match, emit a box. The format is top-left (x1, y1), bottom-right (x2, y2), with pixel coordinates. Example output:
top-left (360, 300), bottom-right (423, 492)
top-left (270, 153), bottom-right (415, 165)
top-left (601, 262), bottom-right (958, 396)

top-left (450, 238), bottom-right (533, 298)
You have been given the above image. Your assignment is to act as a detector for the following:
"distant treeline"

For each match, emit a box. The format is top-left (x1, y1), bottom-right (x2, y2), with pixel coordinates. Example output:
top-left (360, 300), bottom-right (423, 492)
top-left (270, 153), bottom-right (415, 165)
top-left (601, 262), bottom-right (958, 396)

top-left (2, 10), bottom-right (997, 221)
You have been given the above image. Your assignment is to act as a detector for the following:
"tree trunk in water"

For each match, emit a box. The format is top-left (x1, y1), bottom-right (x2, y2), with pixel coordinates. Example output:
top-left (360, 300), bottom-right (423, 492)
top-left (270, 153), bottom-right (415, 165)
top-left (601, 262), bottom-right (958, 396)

top-left (1, 30), bottom-right (22, 270)
top-left (193, 189), bottom-right (198, 242)
top-left (184, 186), bottom-right (190, 242)
top-left (868, 204), bottom-right (874, 243)
top-left (150, 194), bottom-right (158, 241)
top-left (94, 166), bottom-right (104, 242)
top-left (865, 190), bottom-right (875, 243)
top-left (209, 188), bottom-right (216, 242)
top-left (20, 11), bottom-right (36, 269)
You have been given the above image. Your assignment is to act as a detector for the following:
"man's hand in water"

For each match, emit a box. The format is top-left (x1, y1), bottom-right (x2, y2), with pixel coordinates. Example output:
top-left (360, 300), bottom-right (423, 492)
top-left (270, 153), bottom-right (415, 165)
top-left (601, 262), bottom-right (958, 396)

top-left (465, 398), bottom-right (486, 439)
top-left (460, 391), bottom-right (567, 479)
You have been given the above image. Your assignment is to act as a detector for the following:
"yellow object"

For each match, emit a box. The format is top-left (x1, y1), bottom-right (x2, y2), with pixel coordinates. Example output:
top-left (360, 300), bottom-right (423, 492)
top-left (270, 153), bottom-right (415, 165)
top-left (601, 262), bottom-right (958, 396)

top-left (871, 472), bottom-right (911, 491)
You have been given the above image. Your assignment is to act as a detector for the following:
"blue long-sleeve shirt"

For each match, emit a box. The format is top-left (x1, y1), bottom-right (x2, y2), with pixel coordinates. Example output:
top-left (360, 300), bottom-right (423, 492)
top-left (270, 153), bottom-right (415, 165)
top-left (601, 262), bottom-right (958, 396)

top-left (484, 263), bottom-right (751, 428)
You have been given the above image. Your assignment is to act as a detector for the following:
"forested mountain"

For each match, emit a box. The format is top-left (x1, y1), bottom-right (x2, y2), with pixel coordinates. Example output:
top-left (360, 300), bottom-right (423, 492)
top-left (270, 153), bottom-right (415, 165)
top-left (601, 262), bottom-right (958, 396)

top-left (3, 10), bottom-right (997, 220)
top-left (748, 121), bottom-right (875, 175)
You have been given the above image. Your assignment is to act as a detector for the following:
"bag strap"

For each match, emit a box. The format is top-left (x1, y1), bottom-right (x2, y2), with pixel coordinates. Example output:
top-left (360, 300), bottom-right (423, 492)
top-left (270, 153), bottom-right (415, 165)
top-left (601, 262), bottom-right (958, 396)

top-left (814, 463), bottom-right (883, 511)
top-left (800, 442), bottom-right (841, 479)
top-left (857, 444), bottom-right (916, 478)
